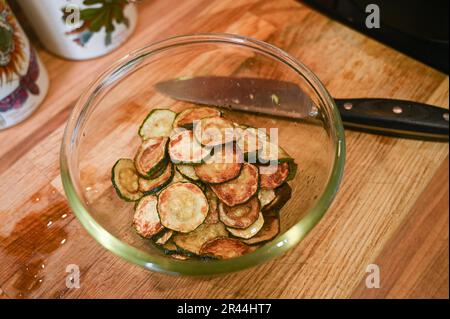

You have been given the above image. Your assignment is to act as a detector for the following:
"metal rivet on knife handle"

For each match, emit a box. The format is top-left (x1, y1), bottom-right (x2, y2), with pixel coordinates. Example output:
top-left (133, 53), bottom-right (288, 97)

top-left (343, 103), bottom-right (353, 110)
top-left (392, 106), bottom-right (403, 114)
top-left (443, 112), bottom-right (449, 122)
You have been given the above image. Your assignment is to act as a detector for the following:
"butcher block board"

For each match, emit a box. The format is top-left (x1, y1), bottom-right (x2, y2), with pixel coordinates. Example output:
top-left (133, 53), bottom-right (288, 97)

top-left (0, 0), bottom-right (448, 299)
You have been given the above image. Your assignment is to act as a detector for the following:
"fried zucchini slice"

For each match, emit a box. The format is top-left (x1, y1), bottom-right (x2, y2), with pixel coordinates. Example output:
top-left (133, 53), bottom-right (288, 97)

top-left (259, 162), bottom-right (290, 189)
top-left (161, 241), bottom-right (179, 254)
top-left (236, 127), bottom-right (266, 156)
top-left (133, 195), bottom-right (164, 237)
top-left (173, 107), bottom-right (221, 128)
top-left (158, 182), bottom-right (209, 233)
top-left (219, 196), bottom-right (260, 229)
top-left (262, 183), bottom-right (292, 213)
top-left (200, 237), bottom-right (251, 259)
top-left (210, 163), bottom-right (259, 206)
top-left (173, 222), bottom-right (228, 255)
top-left (193, 116), bottom-right (237, 147)
top-left (204, 187), bottom-right (219, 224)
top-left (170, 253), bottom-right (190, 260)
top-left (168, 130), bottom-right (210, 164)
top-left (176, 164), bottom-right (200, 181)
top-left (139, 109), bottom-right (176, 139)
top-left (154, 229), bottom-right (174, 245)
top-left (242, 215), bottom-right (280, 245)
top-left (258, 188), bottom-right (276, 208)
top-left (134, 137), bottom-right (168, 177)
top-left (227, 213), bottom-right (264, 239)
top-left (111, 159), bottom-right (143, 201)
top-left (194, 145), bottom-right (243, 184)
top-left (139, 162), bottom-right (174, 195)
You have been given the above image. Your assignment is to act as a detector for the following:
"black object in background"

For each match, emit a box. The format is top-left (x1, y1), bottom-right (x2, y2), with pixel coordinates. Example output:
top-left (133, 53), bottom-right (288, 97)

top-left (302, 0), bottom-right (449, 74)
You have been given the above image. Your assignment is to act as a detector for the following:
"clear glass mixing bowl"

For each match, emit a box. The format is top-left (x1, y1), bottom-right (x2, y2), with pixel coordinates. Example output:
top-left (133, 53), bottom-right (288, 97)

top-left (60, 33), bottom-right (345, 275)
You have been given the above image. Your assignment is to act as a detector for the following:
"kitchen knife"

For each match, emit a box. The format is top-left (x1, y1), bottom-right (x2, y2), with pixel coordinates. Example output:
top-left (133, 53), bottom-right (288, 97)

top-left (154, 76), bottom-right (449, 141)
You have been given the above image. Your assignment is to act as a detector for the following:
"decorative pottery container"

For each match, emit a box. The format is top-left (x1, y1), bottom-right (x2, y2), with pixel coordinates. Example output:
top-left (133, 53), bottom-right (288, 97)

top-left (0, 0), bottom-right (49, 130)
top-left (16, 0), bottom-right (138, 60)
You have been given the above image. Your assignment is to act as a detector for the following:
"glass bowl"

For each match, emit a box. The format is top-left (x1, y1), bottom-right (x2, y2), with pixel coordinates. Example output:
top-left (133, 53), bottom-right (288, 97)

top-left (60, 33), bottom-right (345, 275)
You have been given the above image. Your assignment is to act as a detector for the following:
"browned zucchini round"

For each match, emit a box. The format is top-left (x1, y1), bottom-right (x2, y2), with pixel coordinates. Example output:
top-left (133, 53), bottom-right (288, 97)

top-left (200, 237), bottom-right (251, 259)
top-left (157, 182), bottom-right (209, 233)
top-left (194, 145), bottom-right (243, 184)
top-left (259, 162), bottom-right (290, 189)
top-left (219, 196), bottom-right (260, 229)
top-left (168, 130), bottom-right (210, 164)
top-left (173, 107), bottom-right (221, 128)
top-left (134, 137), bottom-right (168, 177)
top-left (210, 163), bottom-right (259, 206)
top-left (242, 215), bottom-right (280, 245)
top-left (193, 116), bottom-right (237, 147)
top-left (133, 195), bottom-right (164, 237)
top-left (139, 162), bottom-right (174, 195)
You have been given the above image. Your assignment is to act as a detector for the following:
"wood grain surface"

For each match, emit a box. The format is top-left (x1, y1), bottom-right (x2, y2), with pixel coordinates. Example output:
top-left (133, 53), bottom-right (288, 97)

top-left (0, 0), bottom-right (448, 299)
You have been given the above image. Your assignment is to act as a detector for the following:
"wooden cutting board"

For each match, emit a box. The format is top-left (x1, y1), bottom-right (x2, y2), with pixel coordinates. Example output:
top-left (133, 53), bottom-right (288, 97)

top-left (0, 0), bottom-right (448, 299)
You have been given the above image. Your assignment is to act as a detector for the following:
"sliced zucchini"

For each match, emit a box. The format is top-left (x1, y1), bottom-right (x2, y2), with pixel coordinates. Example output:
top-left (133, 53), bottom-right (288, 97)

top-left (200, 237), bottom-right (251, 259)
top-left (259, 162), bottom-right (290, 189)
top-left (158, 182), bottom-right (209, 233)
top-left (111, 159), bottom-right (143, 201)
top-left (161, 241), bottom-right (179, 254)
top-left (193, 116), bottom-right (238, 147)
top-left (139, 162), bottom-right (174, 195)
top-left (154, 229), bottom-right (174, 245)
top-left (133, 195), bottom-right (164, 237)
top-left (219, 196), bottom-right (260, 229)
top-left (176, 164), bottom-right (199, 181)
top-left (242, 215), bottom-right (280, 245)
top-left (170, 253), bottom-right (190, 260)
top-left (227, 213), bottom-right (264, 239)
top-left (258, 188), bottom-right (276, 208)
top-left (194, 145), bottom-right (243, 184)
top-left (210, 163), bottom-right (259, 206)
top-left (204, 187), bottom-right (219, 224)
top-left (258, 138), bottom-right (292, 164)
top-left (134, 137), bottom-right (168, 177)
top-left (172, 170), bottom-right (190, 183)
top-left (262, 183), bottom-right (292, 213)
top-left (236, 127), bottom-right (265, 155)
top-left (286, 161), bottom-right (298, 181)
top-left (172, 222), bottom-right (228, 255)
top-left (168, 130), bottom-right (210, 164)
top-left (139, 109), bottom-right (176, 139)
top-left (173, 107), bottom-right (221, 128)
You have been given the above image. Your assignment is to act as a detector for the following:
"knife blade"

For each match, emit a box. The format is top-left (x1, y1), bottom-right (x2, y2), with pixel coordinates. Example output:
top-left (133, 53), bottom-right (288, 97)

top-left (155, 76), bottom-right (449, 141)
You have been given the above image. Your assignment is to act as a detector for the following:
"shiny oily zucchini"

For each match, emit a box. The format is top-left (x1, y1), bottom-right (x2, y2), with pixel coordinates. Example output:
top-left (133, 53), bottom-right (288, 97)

top-left (158, 182), bottom-right (209, 233)
top-left (172, 222), bottom-right (228, 255)
top-left (258, 188), bottom-right (276, 208)
top-left (194, 145), bottom-right (243, 184)
top-left (111, 159), bottom-right (143, 202)
top-left (176, 164), bottom-right (200, 181)
top-left (242, 215), bottom-right (280, 245)
top-left (227, 212), bottom-right (264, 239)
top-left (154, 229), bottom-right (174, 245)
top-left (171, 253), bottom-right (190, 260)
top-left (259, 162), bottom-right (290, 189)
top-left (257, 139), bottom-right (292, 164)
top-left (204, 187), bottom-right (219, 224)
top-left (139, 162), bottom-right (174, 195)
top-left (173, 106), bottom-right (221, 128)
top-left (193, 116), bottom-right (238, 147)
top-left (219, 196), bottom-right (260, 229)
top-left (210, 163), bottom-right (259, 206)
top-left (133, 195), bottom-right (164, 237)
top-left (168, 130), bottom-right (210, 164)
top-left (262, 183), bottom-right (292, 213)
top-left (134, 137), bottom-right (168, 177)
top-left (200, 237), bottom-right (251, 259)
top-left (139, 109), bottom-right (176, 139)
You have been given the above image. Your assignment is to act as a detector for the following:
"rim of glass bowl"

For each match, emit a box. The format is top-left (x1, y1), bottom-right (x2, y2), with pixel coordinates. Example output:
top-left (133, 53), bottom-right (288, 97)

top-left (60, 33), bottom-right (346, 276)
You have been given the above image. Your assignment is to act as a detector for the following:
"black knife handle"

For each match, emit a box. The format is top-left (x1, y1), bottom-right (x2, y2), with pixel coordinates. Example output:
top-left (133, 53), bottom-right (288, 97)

top-left (335, 98), bottom-right (449, 141)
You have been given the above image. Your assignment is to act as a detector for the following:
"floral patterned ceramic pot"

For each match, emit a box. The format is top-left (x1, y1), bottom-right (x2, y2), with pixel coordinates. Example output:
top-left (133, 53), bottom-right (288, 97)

top-left (16, 0), bottom-right (138, 60)
top-left (0, 0), bottom-right (49, 130)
